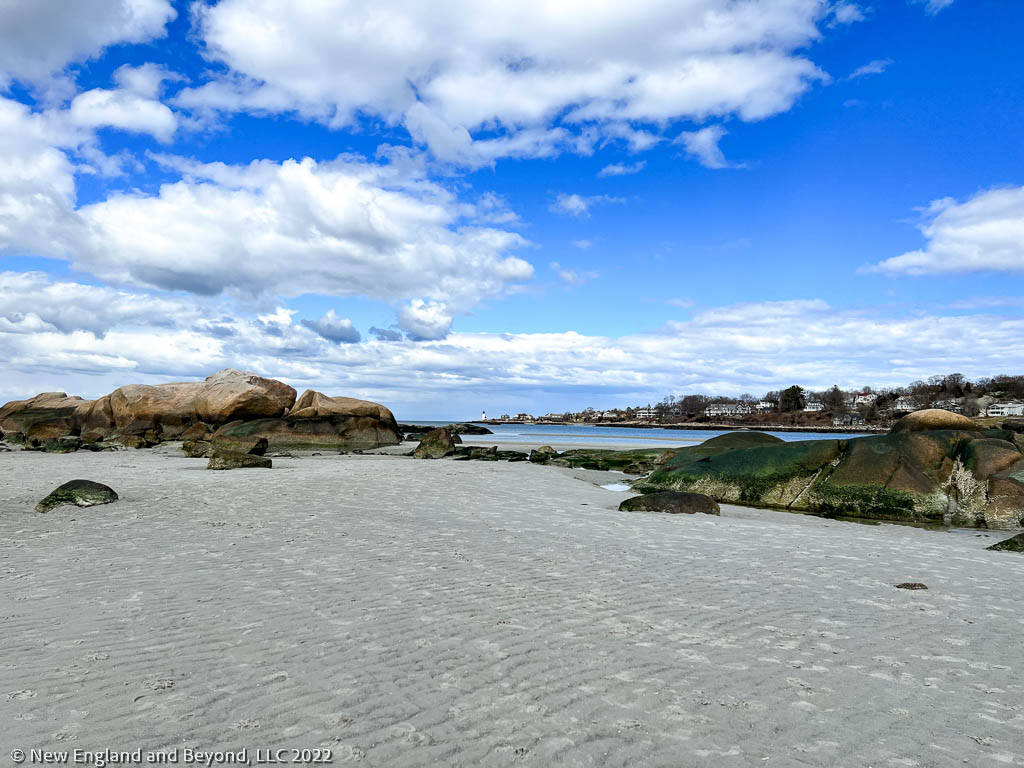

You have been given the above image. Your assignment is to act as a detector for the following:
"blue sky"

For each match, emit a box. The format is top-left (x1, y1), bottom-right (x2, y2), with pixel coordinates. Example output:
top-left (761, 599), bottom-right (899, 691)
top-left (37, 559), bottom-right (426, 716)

top-left (1, 0), bottom-right (1022, 419)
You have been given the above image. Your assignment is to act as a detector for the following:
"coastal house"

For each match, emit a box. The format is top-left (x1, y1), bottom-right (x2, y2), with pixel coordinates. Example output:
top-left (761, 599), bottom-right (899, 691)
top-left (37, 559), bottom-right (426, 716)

top-left (932, 399), bottom-right (964, 414)
top-left (704, 403), bottom-right (753, 418)
top-left (513, 413), bottom-right (535, 422)
top-left (833, 413), bottom-right (865, 427)
top-left (891, 396), bottom-right (921, 414)
top-left (756, 400), bottom-right (774, 412)
top-left (986, 402), bottom-right (1024, 417)
top-left (635, 406), bottom-right (658, 420)
top-left (803, 401), bottom-right (825, 412)
top-left (854, 392), bottom-right (878, 405)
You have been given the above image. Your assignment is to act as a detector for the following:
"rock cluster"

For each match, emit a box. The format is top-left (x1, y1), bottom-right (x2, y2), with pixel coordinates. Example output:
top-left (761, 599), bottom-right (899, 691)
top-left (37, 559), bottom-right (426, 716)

top-left (637, 418), bottom-right (1024, 529)
top-left (0, 370), bottom-right (401, 455)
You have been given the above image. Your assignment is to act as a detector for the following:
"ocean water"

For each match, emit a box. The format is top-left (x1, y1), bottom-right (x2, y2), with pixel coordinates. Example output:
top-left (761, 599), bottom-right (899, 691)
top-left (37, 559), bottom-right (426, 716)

top-left (409, 421), bottom-right (870, 448)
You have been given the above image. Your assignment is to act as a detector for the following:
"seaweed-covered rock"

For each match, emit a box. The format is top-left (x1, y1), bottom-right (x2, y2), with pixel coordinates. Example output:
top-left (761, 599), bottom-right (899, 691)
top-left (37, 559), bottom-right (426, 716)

top-left (207, 450), bottom-right (272, 470)
top-left (550, 448), bottom-right (673, 473)
top-left (41, 436), bottom-right (82, 453)
top-left (639, 427), bottom-right (1024, 526)
top-left (453, 445), bottom-right (498, 461)
top-left (529, 445), bottom-right (558, 463)
top-left (987, 533), bottom-right (1024, 552)
top-left (619, 492), bottom-right (720, 515)
top-left (413, 428), bottom-right (457, 459)
top-left (182, 440), bottom-right (213, 458)
top-left (496, 450), bottom-right (529, 462)
top-left (891, 409), bottom-right (979, 434)
top-left (642, 437), bottom-right (842, 508)
top-left (210, 434), bottom-right (268, 456)
top-left (35, 480), bottom-right (118, 513)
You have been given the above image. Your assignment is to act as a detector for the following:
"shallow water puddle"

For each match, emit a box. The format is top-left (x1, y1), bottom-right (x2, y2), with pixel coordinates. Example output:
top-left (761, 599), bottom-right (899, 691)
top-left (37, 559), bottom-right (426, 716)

top-left (600, 482), bottom-right (632, 492)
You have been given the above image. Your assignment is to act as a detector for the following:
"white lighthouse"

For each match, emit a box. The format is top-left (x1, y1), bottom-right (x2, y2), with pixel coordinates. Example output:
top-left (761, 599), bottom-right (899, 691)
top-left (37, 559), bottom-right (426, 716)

top-left (481, 410), bottom-right (487, 421)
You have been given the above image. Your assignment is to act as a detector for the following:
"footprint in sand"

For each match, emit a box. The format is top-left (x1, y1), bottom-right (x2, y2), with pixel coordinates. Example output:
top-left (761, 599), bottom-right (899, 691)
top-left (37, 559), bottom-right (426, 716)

top-left (6, 689), bottom-right (36, 700)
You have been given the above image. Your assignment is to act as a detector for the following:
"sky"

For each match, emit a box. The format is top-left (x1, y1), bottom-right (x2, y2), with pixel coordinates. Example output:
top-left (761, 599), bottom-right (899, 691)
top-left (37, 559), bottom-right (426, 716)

top-left (1, 0), bottom-right (1022, 419)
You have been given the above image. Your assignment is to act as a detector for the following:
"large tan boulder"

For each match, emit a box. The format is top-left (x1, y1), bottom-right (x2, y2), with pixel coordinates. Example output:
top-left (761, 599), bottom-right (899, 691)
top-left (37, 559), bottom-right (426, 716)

top-left (0, 392), bottom-right (101, 440)
top-left (211, 389), bottom-right (400, 453)
top-left (288, 389), bottom-right (395, 422)
top-left (194, 369), bottom-right (297, 423)
top-left (891, 408), bottom-right (979, 434)
top-left (109, 369), bottom-right (296, 434)
top-left (109, 382), bottom-right (206, 433)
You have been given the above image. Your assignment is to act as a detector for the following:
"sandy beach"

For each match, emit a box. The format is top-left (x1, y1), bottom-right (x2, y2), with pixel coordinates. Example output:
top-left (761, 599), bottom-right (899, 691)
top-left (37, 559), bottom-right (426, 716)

top-left (3, 449), bottom-right (1023, 767)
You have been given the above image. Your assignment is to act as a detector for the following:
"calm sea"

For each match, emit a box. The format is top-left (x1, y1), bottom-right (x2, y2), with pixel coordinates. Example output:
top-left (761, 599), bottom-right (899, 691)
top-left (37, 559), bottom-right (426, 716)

top-left (410, 421), bottom-right (870, 448)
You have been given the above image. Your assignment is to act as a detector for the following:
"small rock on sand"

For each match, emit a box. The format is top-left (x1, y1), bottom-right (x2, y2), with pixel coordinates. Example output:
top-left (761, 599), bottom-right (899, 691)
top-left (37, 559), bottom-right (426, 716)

top-left (207, 451), bottom-right (273, 470)
top-left (413, 428), bottom-right (457, 459)
top-left (894, 582), bottom-right (928, 590)
top-left (35, 480), bottom-right (119, 513)
top-left (619, 491), bottom-right (720, 516)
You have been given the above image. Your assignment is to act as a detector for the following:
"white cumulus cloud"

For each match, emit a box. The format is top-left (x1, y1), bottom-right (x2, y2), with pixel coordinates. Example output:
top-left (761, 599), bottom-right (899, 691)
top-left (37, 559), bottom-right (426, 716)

top-left (397, 300), bottom-right (453, 341)
top-left (301, 310), bottom-right (361, 344)
top-left (869, 186), bottom-right (1024, 275)
top-left (675, 125), bottom-right (731, 169)
top-left (177, 0), bottom-right (829, 163)
top-left (0, 0), bottom-right (175, 93)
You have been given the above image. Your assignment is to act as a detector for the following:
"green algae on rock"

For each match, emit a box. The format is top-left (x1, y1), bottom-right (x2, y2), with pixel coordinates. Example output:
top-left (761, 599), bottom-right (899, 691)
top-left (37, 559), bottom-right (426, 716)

top-left (35, 480), bottom-right (119, 513)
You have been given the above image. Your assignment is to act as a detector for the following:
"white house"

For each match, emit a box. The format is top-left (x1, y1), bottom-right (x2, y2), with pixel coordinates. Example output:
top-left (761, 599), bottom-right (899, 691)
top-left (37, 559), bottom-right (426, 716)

top-left (756, 400), bottom-right (774, 412)
top-left (891, 396), bottom-right (921, 414)
top-left (704, 403), bottom-right (753, 418)
top-left (986, 402), bottom-right (1024, 417)
top-left (635, 406), bottom-right (658, 420)
top-left (803, 401), bottom-right (825, 412)
top-left (854, 392), bottom-right (878, 405)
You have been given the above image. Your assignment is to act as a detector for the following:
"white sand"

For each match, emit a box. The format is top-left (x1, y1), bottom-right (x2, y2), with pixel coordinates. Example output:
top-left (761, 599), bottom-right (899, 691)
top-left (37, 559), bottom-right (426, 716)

top-left (2, 450), bottom-right (1024, 766)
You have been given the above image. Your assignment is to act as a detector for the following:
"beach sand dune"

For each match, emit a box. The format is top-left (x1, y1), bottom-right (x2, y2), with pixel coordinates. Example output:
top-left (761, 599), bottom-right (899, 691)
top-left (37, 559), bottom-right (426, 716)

top-left (2, 451), bottom-right (1023, 766)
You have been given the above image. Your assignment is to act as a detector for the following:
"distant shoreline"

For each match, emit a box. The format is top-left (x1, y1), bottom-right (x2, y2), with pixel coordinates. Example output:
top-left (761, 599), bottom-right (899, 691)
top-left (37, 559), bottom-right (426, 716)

top-left (476, 420), bottom-right (887, 435)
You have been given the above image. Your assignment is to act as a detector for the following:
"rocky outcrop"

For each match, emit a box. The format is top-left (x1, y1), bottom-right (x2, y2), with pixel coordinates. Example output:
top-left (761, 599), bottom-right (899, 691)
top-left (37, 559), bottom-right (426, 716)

top-left (110, 369), bottom-right (296, 436)
top-left (0, 373), bottom-right (400, 454)
top-left (35, 480), bottom-right (118, 513)
top-left (207, 450), bottom-right (272, 470)
top-left (212, 390), bottom-right (401, 453)
top-left (549, 448), bottom-right (676, 473)
top-left (529, 445), bottom-right (558, 463)
top-left (0, 392), bottom-right (96, 441)
top-left (210, 434), bottom-right (268, 456)
top-left (619, 492), bottom-right (720, 515)
top-left (413, 428), bottom-right (457, 459)
top-left (638, 428), bottom-right (1024, 529)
